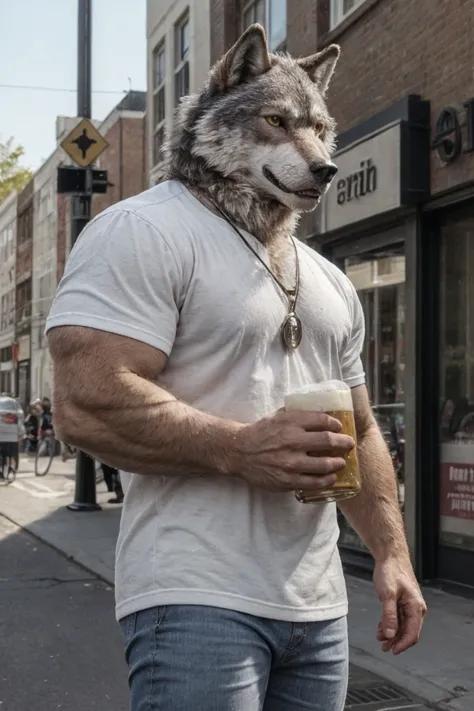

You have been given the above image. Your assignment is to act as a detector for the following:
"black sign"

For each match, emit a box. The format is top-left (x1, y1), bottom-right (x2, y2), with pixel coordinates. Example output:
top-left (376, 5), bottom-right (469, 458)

top-left (432, 99), bottom-right (474, 164)
top-left (57, 166), bottom-right (108, 195)
top-left (57, 167), bottom-right (87, 193)
top-left (336, 159), bottom-right (377, 205)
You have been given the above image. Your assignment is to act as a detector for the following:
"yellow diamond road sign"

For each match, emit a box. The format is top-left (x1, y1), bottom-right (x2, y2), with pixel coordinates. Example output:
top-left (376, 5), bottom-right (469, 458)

top-left (61, 118), bottom-right (108, 168)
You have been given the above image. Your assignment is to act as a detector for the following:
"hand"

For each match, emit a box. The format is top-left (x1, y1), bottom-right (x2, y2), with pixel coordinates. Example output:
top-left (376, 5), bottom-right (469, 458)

top-left (231, 409), bottom-right (354, 492)
top-left (373, 556), bottom-right (427, 655)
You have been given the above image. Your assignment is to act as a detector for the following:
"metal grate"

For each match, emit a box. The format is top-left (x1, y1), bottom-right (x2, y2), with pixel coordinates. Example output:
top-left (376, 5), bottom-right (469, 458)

top-left (345, 684), bottom-right (410, 707)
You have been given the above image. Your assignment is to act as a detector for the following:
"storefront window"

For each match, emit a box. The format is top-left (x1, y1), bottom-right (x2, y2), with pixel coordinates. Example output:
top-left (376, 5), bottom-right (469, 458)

top-left (340, 246), bottom-right (406, 552)
top-left (439, 216), bottom-right (474, 553)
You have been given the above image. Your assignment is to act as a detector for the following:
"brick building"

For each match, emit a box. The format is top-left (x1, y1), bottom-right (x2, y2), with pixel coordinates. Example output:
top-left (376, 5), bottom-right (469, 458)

top-left (91, 91), bottom-right (147, 219)
top-left (36, 91), bottom-right (147, 401)
top-left (15, 179), bottom-right (34, 409)
top-left (209, 0), bottom-right (474, 588)
top-left (0, 191), bottom-right (17, 395)
top-left (0, 91), bottom-right (149, 405)
top-left (147, 0), bottom-right (211, 185)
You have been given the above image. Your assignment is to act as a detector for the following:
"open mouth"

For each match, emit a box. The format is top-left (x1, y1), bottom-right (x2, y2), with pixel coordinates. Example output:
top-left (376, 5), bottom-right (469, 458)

top-left (263, 166), bottom-right (322, 200)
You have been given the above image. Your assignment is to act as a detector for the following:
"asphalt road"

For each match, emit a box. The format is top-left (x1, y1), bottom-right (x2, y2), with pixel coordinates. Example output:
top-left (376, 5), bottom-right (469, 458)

top-left (0, 516), bottom-right (129, 711)
top-left (0, 515), bottom-right (432, 711)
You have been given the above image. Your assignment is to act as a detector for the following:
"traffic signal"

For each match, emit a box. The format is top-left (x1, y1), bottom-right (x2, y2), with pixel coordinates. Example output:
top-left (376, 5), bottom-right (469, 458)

top-left (57, 167), bottom-right (87, 194)
top-left (91, 169), bottom-right (108, 194)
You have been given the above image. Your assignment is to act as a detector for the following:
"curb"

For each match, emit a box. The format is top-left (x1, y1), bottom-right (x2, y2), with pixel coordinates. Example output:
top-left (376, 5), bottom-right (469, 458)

top-left (0, 509), bottom-right (115, 587)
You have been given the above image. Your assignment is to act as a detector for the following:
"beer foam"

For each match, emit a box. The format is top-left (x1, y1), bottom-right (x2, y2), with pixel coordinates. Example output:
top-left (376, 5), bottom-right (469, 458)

top-left (285, 381), bottom-right (353, 412)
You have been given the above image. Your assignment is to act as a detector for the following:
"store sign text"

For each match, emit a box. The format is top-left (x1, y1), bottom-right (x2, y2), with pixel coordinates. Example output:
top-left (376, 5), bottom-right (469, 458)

top-left (336, 159), bottom-right (377, 205)
top-left (323, 123), bottom-right (402, 232)
top-left (440, 462), bottom-right (474, 520)
top-left (431, 99), bottom-right (474, 164)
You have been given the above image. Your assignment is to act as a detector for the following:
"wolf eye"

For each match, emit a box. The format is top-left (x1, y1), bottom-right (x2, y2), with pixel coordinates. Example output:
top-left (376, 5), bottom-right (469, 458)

top-left (314, 121), bottom-right (325, 136)
top-left (265, 116), bottom-right (282, 127)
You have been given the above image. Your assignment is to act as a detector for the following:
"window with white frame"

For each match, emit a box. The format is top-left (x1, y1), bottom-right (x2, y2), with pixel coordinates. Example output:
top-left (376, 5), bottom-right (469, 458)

top-left (152, 42), bottom-right (166, 166)
top-left (330, 0), bottom-right (365, 29)
top-left (174, 14), bottom-right (190, 106)
top-left (242, 0), bottom-right (286, 51)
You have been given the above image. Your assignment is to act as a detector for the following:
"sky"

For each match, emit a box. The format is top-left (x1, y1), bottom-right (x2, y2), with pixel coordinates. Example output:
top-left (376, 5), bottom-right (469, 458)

top-left (0, 0), bottom-right (147, 171)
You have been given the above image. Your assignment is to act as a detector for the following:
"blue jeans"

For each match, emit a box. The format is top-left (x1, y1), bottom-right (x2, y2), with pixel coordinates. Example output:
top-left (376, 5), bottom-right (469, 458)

top-left (120, 605), bottom-right (348, 710)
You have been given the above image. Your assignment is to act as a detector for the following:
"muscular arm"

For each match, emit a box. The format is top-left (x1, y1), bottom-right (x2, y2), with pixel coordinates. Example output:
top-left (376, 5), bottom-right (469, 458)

top-left (48, 326), bottom-right (241, 476)
top-left (48, 326), bottom-right (350, 490)
top-left (339, 384), bottom-right (426, 655)
top-left (338, 384), bottom-right (409, 562)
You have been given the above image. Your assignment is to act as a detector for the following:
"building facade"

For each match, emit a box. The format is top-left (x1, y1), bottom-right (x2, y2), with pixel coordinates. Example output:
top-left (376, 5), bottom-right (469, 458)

top-left (0, 191), bottom-right (17, 395)
top-left (31, 150), bottom-right (62, 402)
top-left (31, 91), bottom-right (147, 401)
top-left (0, 92), bottom-right (148, 405)
top-left (15, 179), bottom-right (34, 410)
top-left (311, 0), bottom-right (474, 590)
top-left (91, 91), bottom-right (147, 220)
top-left (147, 0), bottom-right (211, 185)
top-left (210, 0), bottom-right (474, 589)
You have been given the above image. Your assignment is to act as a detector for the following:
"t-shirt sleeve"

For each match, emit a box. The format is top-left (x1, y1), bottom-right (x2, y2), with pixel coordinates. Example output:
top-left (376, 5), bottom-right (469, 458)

top-left (45, 208), bottom-right (189, 356)
top-left (340, 280), bottom-right (366, 389)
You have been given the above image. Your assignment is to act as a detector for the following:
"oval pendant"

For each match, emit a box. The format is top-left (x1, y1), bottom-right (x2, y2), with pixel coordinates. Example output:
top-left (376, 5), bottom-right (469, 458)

top-left (282, 312), bottom-right (303, 350)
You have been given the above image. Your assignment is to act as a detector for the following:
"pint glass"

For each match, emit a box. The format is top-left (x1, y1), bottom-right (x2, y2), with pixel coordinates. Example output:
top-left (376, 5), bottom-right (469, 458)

top-left (284, 380), bottom-right (361, 503)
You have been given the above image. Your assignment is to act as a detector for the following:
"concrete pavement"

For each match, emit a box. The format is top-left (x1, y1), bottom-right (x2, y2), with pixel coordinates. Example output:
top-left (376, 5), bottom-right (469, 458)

top-left (1, 457), bottom-right (473, 710)
top-left (0, 516), bottom-right (129, 711)
top-left (0, 458), bottom-right (118, 582)
top-left (1, 516), bottom-right (429, 711)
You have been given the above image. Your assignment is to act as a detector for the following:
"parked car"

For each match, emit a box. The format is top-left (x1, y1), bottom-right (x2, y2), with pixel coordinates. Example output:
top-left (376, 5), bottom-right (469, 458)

top-left (0, 396), bottom-right (24, 476)
top-left (0, 396), bottom-right (23, 444)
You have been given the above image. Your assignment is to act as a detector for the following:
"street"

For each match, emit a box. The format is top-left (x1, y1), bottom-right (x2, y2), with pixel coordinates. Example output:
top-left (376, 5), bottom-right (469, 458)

top-left (1, 0), bottom-right (474, 709)
top-left (0, 516), bottom-right (129, 711)
top-left (1, 459), bottom-right (470, 710)
top-left (0, 507), bottom-right (433, 711)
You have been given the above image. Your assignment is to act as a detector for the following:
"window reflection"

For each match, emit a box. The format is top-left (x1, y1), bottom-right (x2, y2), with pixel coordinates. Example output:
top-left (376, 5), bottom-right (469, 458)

top-left (439, 217), bottom-right (474, 552)
top-left (340, 246), bottom-right (406, 553)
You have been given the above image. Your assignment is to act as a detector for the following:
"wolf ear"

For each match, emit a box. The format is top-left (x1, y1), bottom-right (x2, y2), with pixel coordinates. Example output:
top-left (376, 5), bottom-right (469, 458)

top-left (210, 24), bottom-right (271, 92)
top-left (298, 45), bottom-right (340, 94)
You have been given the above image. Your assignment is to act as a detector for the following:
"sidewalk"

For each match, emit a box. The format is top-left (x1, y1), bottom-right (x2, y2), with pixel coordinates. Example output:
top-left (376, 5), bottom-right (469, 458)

top-left (1, 459), bottom-right (473, 710)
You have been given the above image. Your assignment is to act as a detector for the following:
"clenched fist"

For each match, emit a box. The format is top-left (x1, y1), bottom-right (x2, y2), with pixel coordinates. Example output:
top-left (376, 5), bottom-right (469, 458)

top-left (229, 409), bottom-right (354, 492)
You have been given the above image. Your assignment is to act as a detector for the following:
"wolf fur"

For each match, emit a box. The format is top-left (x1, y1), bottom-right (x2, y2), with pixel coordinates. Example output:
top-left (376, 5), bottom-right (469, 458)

top-left (163, 25), bottom-right (340, 274)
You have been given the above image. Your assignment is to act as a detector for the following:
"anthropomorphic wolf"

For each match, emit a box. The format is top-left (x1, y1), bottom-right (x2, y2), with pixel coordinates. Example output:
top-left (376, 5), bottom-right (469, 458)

top-left (47, 25), bottom-right (426, 711)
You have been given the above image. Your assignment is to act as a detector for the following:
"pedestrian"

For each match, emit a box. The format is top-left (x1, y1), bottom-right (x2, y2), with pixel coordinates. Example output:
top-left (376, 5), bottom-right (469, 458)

top-left (46, 27), bottom-right (426, 711)
top-left (101, 462), bottom-right (124, 504)
top-left (40, 397), bottom-right (53, 431)
top-left (22, 400), bottom-right (41, 454)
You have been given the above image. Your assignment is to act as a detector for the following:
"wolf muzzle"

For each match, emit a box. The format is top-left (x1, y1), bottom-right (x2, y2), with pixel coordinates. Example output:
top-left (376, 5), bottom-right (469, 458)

top-left (309, 162), bottom-right (338, 185)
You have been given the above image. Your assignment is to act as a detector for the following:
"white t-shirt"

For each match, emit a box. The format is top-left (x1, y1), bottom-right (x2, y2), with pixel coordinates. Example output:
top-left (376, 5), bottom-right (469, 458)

top-left (46, 180), bottom-right (365, 623)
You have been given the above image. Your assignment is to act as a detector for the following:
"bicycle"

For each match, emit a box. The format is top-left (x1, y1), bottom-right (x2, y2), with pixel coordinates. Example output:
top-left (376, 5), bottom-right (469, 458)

top-left (0, 442), bottom-right (17, 484)
top-left (35, 428), bottom-right (56, 477)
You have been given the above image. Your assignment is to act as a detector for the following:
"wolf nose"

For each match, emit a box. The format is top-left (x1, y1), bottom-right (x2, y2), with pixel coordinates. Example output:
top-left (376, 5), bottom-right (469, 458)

top-left (310, 162), bottom-right (338, 184)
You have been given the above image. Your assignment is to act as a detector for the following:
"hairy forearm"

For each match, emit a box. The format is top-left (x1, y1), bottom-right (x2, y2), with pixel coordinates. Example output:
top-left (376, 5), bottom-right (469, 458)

top-left (338, 423), bottom-right (409, 562)
top-left (54, 371), bottom-right (242, 477)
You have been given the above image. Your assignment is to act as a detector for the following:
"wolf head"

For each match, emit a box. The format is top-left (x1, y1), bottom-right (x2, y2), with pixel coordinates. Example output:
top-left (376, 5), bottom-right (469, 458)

top-left (164, 25), bottom-right (340, 242)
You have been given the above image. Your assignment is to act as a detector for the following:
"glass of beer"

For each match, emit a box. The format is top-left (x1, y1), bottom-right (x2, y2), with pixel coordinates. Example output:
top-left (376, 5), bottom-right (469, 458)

top-left (284, 380), bottom-right (361, 504)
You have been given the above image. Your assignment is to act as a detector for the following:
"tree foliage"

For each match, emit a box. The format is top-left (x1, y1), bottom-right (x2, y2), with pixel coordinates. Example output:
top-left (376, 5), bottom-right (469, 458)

top-left (0, 138), bottom-right (33, 205)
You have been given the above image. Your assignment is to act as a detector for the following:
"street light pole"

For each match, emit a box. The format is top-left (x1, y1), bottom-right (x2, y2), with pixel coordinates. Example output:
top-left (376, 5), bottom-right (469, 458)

top-left (67, 0), bottom-right (101, 512)
top-left (77, 0), bottom-right (92, 121)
